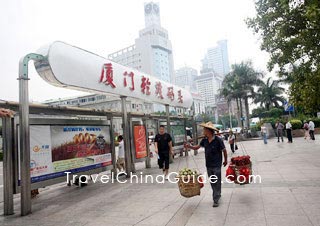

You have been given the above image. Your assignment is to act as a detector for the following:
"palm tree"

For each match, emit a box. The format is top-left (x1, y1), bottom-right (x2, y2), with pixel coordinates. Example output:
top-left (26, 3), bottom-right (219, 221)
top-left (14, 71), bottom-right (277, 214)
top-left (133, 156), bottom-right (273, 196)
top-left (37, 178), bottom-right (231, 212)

top-left (254, 77), bottom-right (285, 110)
top-left (235, 61), bottom-right (264, 129)
top-left (220, 61), bottom-right (263, 130)
top-left (220, 73), bottom-right (243, 127)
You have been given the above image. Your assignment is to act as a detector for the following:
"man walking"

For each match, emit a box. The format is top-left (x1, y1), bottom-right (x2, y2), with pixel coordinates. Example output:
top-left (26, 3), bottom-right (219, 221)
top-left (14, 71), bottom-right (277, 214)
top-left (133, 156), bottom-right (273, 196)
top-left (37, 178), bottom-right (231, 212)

top-left (186, 122), bottom-right (227, 207)
top-left (154, 125), bottom-right (174, 180)
top-left (309, 120), bottom-right (315, 140)
top-left (285, 120), bottom-right (293, 143)
top-left (275, 120), bottom-right (284, 142)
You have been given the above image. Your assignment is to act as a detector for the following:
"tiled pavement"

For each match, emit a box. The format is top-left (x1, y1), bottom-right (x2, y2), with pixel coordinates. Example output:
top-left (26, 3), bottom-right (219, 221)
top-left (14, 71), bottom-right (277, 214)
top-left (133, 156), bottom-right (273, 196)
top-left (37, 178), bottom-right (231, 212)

top-left (0, 135), bottom-right (320, 226)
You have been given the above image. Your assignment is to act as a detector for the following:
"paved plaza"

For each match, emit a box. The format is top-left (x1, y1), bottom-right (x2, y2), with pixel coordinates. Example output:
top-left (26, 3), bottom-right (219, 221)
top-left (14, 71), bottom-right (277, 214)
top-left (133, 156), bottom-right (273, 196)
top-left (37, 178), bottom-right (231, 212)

top-left (0, 135), bottom-right (320, 226)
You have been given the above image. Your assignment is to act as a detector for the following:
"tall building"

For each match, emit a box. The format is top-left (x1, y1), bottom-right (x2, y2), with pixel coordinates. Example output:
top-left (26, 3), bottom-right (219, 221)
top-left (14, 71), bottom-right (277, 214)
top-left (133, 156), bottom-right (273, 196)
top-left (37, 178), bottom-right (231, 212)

top-left (201, 40), bottom-right (230, 77)
top-left (175, 67), bottom-right (198, 91)
top-left (108, 2), bottom-right (174, 83)
top-left (194, 71), bottom-right (223, 107)
top-left (191, 92), bottom-right (206, 115)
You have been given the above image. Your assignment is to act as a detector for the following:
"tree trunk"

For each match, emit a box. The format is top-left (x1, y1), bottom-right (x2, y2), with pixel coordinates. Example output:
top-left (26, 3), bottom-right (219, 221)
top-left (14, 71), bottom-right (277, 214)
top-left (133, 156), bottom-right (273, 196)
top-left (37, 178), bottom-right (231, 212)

top-left (236, 98), bottom-right (241, 127)
top-left (266, 103), bottom-right (270, 111)
top-left (239, 98), bottom-right (244, 129)
top-left (244, 97), bottom-right (250, 129)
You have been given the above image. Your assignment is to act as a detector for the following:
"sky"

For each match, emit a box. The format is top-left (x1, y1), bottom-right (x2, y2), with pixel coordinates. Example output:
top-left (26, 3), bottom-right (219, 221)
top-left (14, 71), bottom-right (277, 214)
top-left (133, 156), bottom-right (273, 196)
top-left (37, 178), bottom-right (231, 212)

top-left (0, 0), bottom-right (272, 103)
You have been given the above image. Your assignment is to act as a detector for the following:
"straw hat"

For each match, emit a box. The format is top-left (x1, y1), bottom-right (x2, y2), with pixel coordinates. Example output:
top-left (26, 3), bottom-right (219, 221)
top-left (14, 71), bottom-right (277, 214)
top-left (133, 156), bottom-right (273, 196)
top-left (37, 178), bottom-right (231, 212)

top-left (199, 121), bottom-right (219, 132)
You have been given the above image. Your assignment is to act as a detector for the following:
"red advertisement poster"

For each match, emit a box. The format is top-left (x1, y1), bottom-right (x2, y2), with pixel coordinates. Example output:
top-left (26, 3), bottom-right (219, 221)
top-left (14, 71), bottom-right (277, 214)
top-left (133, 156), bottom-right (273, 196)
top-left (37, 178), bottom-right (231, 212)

top-left (134, 125), bottom-right (147, 159)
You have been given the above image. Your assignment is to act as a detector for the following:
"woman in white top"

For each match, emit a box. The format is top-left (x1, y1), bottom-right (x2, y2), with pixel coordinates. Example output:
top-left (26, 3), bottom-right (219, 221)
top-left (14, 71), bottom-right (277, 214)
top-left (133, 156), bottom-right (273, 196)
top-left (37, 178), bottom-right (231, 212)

top-left (228, 130), bottom-right (236, 153)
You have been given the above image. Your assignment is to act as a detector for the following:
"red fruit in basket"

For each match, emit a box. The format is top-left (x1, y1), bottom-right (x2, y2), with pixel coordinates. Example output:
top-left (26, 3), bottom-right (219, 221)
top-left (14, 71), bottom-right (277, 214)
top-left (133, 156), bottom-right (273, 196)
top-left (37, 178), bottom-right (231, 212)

top-left (198, 176), bottom-right (204, 188)
top-left (240, 167), bottom-right (250, 177)
top-left (226, 165), bottom-right (235, 181)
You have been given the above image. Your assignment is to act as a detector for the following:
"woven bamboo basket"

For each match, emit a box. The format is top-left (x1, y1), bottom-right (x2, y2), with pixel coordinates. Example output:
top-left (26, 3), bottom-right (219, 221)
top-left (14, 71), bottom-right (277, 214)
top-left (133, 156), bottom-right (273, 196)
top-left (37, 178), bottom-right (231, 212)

top-left (176, 175), bottom-right (201, 198)
top-left (232, 163), bottom-right (252, 185)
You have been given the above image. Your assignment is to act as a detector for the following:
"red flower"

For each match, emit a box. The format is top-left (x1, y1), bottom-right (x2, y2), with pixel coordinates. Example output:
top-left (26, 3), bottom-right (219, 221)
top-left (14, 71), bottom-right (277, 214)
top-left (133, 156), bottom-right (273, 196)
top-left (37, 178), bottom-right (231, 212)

top-left (226, 165), bottom-right (236, 181)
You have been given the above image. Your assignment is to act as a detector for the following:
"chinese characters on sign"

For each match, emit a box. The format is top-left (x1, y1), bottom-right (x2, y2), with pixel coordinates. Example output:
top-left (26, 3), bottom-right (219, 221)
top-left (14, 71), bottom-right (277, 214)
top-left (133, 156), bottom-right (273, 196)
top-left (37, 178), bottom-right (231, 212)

top-left (178, 90), bottom-right (183, 103)
top-left (141, 76), bottom-right (151, 95)
top-left (123, 71), bottom-right (135, 91)
top-left (167, 87), bottom-right (174, 101)
top-left (100, 63), bottom-right (116, 88)
top-left (98, 62), bottom-right (184, 103)
top-left (35, 42), bottom-right (192, 108)
top-left (155, 82), bottom-right (164, 99)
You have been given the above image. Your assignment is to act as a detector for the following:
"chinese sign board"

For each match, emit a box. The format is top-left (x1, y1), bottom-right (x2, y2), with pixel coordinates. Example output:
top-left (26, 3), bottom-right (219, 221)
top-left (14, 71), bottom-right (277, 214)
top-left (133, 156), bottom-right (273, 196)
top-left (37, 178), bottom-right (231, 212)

top-left (35, 41), bottom-right (193, 108)
top-left (23, 125), bottom-right (111, 183)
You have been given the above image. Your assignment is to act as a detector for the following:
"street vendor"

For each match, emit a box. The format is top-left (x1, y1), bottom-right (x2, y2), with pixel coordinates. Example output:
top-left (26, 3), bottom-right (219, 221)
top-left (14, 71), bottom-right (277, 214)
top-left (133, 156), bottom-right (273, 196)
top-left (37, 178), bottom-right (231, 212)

top-left (185, 121), bottom-right (227, 207)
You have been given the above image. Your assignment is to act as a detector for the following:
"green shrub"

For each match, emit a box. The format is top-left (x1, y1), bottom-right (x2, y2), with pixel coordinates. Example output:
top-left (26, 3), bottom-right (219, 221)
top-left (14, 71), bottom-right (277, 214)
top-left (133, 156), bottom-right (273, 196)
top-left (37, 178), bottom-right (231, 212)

top-left (261, 118), bottom-right (277, 128)
top-left (250, 124), bottom-right (261, 131)
top-left (259, 117), bottom-right (287, 129)
top-left (290, 119), bottom-right (303, 130)
top-left (268, 108), bottom-right (284, 118)
top-left (310, 118), bottom-right (320, 128)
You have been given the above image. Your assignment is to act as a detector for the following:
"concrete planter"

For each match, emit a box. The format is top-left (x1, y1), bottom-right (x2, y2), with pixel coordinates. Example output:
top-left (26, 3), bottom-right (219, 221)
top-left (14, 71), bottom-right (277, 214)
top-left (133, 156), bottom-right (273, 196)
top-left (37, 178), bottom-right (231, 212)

top-left (292, 129), bottom-right (305, 137)
top-left (292, 128), bottom-right (319, 137)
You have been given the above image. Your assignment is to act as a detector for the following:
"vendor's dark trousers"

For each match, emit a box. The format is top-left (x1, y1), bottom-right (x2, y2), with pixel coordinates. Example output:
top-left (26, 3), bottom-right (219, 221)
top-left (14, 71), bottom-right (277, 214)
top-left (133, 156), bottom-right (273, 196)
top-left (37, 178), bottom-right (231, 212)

top-left (286, 129), bottom-right (293, 143)
top-left (277, 130), bottom-right (283, 142)
top-left (207, 167), bottom-right (221, 202)
top-left (309, 130), bottom-right (315, 140)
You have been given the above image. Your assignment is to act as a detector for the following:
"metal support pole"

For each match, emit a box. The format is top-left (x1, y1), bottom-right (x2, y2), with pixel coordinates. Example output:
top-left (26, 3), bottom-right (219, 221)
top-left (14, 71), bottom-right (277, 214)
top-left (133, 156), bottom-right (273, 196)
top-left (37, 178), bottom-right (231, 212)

top-left (191, 103), bottom-right (198, 155)
top-left (19, 53), bottom-right (44, 216)
top-left (228, 101), bottom-right (232, 129)
top-left (165, 105), bottom-right (173, 163)
top-left (128, 116), bottom-right (136, 173)
top-left (165, 105), bottom-right (171, 134)
top-left (3, 117), bottom-right (14, 215)
top-left (143, 118), bottom-right (151, 168)
top-left (121, 96), bottom-right (132, 178)
top-left (109, 116), bottom-right (117, 179)
top-left (183, 118), bottom-right (188, 156)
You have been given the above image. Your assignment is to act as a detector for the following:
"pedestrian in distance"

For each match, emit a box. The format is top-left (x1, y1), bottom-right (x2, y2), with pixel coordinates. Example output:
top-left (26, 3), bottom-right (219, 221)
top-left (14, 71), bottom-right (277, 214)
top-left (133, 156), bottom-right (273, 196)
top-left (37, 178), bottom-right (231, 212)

top-left (116, 135), bottom-right (125, 173)
top-left (261, 125), bottom-right (268, 144)
top-left (303, 121), bottom-right (309, 139)
top-left (186, 122), bottom-right (228, 208)
top-left (275, 120), bottom-right (284, 142)
top-left (154, 125), bottom-right (174, 180)
top-left (285, 120), bottom-right (293, 143)
top-left (228, 130), bottom-right (236, 153)
top-left (309, 120), bottom-right (315, 140)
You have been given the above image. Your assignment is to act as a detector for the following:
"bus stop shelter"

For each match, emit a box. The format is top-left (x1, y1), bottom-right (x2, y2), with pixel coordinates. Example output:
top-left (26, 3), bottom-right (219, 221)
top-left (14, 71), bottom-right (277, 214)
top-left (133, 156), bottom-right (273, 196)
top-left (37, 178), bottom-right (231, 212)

top-left (1, 41), bottom-right (195, 216)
